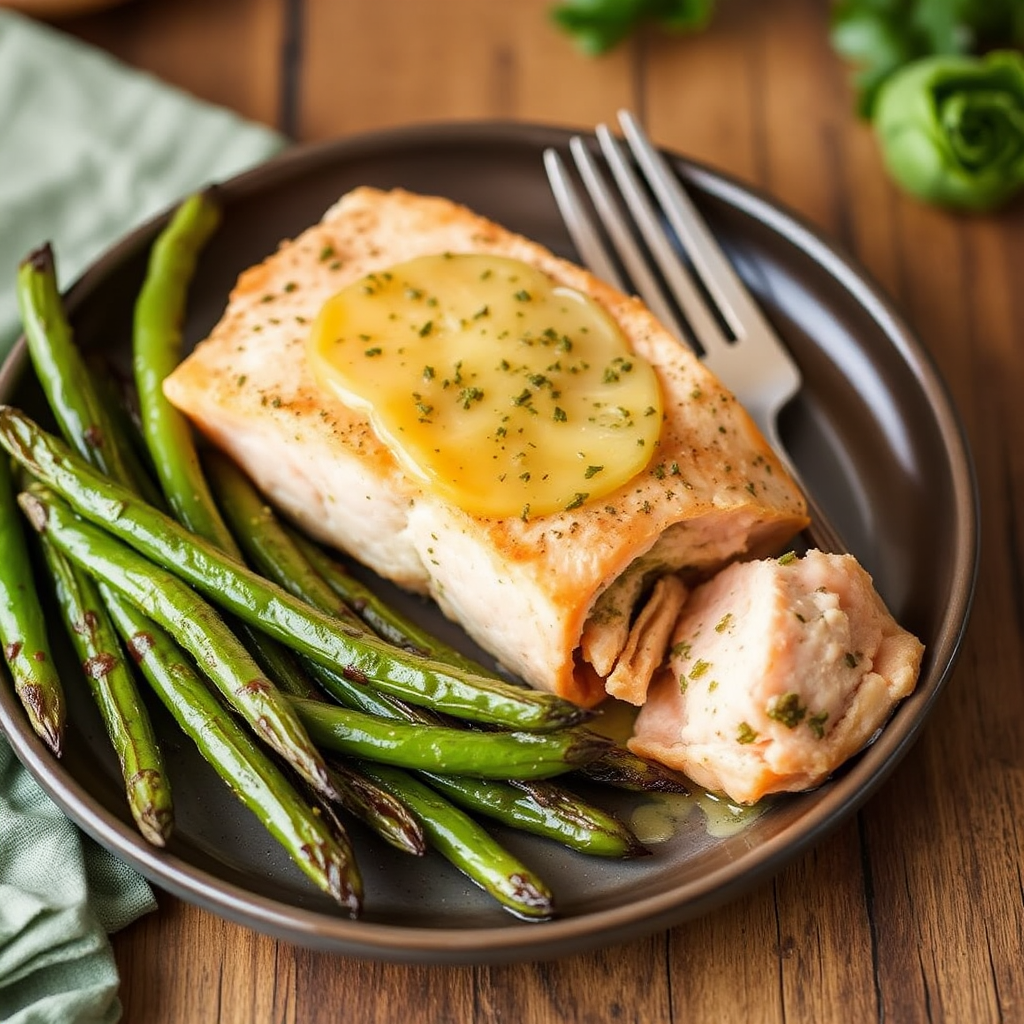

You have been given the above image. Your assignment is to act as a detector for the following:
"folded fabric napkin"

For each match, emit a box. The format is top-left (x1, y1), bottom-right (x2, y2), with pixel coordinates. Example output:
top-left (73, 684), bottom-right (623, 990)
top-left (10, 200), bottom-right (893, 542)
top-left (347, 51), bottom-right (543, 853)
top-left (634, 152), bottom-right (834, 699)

top-left (0, 10), bottom-right (285, 1022)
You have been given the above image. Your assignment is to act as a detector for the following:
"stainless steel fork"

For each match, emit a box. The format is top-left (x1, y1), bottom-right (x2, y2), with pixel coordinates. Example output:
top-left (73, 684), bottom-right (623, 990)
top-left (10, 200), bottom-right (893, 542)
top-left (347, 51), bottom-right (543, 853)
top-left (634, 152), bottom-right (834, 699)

top-left (543, 110), bottom-right (845, 554)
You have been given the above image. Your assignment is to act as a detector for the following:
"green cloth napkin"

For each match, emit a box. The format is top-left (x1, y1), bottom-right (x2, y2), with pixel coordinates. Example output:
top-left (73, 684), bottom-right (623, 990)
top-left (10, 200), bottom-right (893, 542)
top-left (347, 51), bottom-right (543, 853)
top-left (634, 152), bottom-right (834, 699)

top-left (0, 10), bottom-right (285, 1023)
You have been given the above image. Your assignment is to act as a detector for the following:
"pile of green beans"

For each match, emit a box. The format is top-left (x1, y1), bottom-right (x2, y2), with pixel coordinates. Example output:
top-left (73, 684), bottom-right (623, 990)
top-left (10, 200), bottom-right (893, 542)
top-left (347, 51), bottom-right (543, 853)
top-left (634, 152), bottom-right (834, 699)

top-left (0, 191), bottom-right (687, 922)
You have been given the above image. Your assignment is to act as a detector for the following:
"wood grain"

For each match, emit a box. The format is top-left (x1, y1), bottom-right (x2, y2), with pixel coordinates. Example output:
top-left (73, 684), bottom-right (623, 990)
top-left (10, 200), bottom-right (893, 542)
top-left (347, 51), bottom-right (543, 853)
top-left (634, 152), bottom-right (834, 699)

top-left (38, 0), bottom-right (1024, 1019)
top-left (298, 0), bottom-right (638, 137)
top-left (62, 0), bottom-right (283, 127)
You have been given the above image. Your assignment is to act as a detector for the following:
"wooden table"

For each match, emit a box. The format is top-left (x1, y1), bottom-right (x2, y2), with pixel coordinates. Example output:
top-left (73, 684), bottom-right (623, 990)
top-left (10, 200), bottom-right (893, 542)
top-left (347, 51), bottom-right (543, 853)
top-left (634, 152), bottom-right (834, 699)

top-left (39, 0), bottom-right (1021, 1020)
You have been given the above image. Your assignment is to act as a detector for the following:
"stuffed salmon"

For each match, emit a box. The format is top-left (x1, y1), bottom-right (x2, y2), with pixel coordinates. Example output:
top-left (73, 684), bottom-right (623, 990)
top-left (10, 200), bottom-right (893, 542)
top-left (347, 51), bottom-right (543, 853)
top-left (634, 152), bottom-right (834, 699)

top-left (163, 187), bottom-right (809, 707)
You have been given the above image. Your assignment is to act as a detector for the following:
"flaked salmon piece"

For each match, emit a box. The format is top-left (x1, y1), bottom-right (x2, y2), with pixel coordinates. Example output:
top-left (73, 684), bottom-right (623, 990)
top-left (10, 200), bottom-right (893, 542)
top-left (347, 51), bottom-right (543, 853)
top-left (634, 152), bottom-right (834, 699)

top-left (579, 566), bottom-right (646, 678)
top-left (628, 550), bottom-right (924, 803)
top-left (605, 575), bottom-right (688, 705)
top-left (164, 187), bottom-right (809, 706)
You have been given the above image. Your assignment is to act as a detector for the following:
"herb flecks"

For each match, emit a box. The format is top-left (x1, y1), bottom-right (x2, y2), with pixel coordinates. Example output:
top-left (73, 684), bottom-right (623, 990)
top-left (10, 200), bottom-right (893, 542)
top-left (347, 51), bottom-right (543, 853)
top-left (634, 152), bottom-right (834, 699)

top-left (766, 692), bottom-right (807, 729)
top-left (736, 722), bottom-right (759, 745)
top-left (458, 386), bottom-right (485, 410)
top-left (808, 711), bottom-right (829, 739)
top-left (689, 659), bottom-right (711, 681)
top-left (671, 640), bottom-right (692, 659)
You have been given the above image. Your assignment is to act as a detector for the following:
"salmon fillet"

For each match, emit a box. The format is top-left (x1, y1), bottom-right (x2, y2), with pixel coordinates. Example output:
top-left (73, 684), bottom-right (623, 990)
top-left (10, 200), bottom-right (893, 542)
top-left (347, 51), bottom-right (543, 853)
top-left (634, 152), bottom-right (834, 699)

top-left (628, 550), bottom-right (925, 803)
top-left (164, 187), bottom-right (809, 706)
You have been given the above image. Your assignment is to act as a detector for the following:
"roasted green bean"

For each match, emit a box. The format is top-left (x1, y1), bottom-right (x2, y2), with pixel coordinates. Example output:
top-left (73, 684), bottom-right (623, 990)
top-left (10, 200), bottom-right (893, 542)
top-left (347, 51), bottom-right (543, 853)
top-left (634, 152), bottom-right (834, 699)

top-left (0, 455), bottom-right (64, 753)
top-left (103, 594), bottom-right (361, 912)
top-left (290, 696), bottom-right (609, 779)
top-left (37, 532), bottom-right (173, 844)
top-left (132, 190), bottom-right (224, 537)
top-left (19, 485), bottom-right (337, 803)
top-left (356, 761), bottom-right (555, 921)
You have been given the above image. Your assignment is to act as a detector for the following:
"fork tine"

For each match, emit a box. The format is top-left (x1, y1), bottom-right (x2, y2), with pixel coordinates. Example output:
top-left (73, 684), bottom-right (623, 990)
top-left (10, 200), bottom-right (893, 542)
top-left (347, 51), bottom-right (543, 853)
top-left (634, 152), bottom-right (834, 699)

top-left (617, 109), bottom-right (771, 344)
top-left (543, 148), bottom-right (627, 293)
top-left (594, 124), bottom-right (728, 359)
top-left (547, 114), bottom-right (847, 554)
top-left (564, 137), bottom-right (690, 344)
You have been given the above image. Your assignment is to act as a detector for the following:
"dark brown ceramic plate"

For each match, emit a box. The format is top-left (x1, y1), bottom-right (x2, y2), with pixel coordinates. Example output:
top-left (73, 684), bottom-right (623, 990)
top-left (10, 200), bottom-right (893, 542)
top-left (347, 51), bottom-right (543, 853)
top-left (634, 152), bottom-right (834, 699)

top-left (0, 122), bottom-right (977, 963)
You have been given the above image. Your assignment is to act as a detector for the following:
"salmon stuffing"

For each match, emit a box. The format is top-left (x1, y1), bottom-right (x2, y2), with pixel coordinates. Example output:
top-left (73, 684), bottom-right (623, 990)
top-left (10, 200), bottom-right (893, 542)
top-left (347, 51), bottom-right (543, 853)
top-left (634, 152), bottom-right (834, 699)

top-left (628, 550), bottom-right (925, 804)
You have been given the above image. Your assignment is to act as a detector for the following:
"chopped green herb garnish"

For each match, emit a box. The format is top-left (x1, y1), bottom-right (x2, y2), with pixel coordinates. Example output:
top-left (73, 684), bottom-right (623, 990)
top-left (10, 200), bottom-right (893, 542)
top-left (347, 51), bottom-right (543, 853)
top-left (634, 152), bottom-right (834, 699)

top-left (737, 722), bottom-right (758, 744)
top-left (808, 711), bottom-right (829, 739)
top-left (689, 659), bottom-right (711, 680)
top-left (766, 692), bottom-right (807, 729)
top-left (458, 386), bottom-right (485, 409)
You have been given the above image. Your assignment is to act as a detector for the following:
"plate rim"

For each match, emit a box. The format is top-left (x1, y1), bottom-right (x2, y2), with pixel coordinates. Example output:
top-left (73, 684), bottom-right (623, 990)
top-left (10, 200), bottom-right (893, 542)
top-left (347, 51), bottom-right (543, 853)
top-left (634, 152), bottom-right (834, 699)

top-left (0, 119), bottom-right (979, 962)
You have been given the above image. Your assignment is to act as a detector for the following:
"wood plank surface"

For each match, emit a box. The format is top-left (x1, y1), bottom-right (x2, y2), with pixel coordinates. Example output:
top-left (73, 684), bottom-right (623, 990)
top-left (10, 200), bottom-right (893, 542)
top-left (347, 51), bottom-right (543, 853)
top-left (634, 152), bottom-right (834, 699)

top-left (66, 0), bottom-right (283, 126)
top-left (33, 0), bottom-right (1024, 1020)
top-left (298, 0), bottom-right (638, 136)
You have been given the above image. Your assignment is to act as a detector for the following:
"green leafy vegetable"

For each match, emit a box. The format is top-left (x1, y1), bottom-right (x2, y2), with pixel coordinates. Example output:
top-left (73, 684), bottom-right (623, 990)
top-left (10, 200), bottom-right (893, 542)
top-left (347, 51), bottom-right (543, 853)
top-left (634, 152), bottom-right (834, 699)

top-left (874, 49), bottom-right (1024, 209)
top-left (550, 0), bottom-right (716, 56)
top-left (831, 0), bottom-right (1024, 118)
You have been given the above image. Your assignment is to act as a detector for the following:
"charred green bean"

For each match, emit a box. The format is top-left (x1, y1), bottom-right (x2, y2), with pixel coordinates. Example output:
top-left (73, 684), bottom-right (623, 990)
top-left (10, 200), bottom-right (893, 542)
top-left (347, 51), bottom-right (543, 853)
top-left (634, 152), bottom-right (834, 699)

top-left (0, 456), bottom-right (64, 753)
top-left (132, 190), bottom-right (224, 537)
top-left (38, 533), bottom-right (173, 844)
top-left (19, 485), bottom-right (337, 803)
top-left (290, 696), bottom-right (609, 779)
top-left (103, 595), bottom-right (361, 912)
top-left (356, 761), bottom-right (555, 921)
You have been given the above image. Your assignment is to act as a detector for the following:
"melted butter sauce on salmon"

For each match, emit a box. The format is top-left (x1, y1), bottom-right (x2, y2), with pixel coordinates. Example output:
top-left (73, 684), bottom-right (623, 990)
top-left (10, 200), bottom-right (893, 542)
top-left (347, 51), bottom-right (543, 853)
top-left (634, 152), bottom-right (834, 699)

top-left (307, 253), bottom-right (662, 518)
